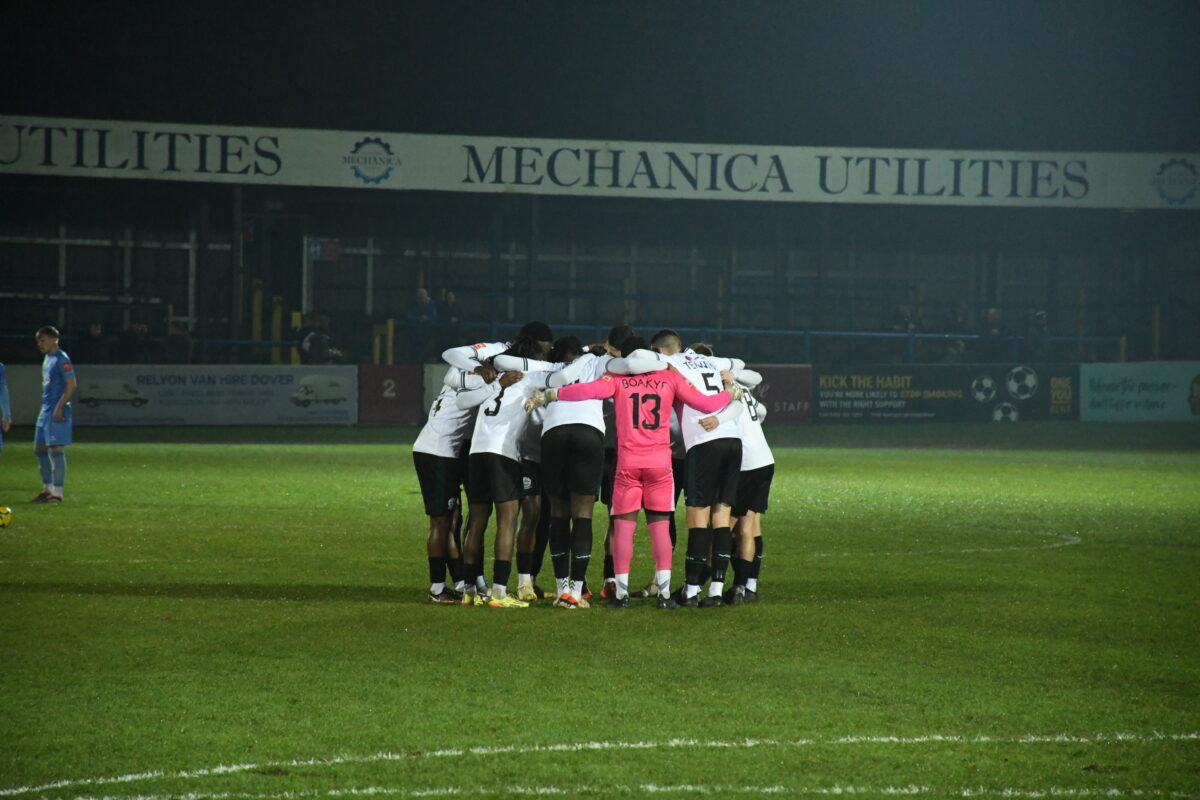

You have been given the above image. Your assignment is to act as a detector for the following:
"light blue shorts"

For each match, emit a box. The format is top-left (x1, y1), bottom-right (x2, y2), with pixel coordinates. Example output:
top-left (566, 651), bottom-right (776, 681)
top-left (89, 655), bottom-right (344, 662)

top-left (35, 407), bottom-right (73, 447)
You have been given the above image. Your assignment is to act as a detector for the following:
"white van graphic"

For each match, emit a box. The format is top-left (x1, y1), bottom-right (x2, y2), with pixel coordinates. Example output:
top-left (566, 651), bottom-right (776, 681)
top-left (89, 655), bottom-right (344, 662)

top-left (291, 375), bottom-right (349, 407)
top-left (78, 378), bottom-right (149, 408)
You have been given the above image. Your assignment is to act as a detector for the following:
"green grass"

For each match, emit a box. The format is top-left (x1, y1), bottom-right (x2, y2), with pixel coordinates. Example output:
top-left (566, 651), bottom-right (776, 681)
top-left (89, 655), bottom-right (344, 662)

top-left (0, 423), bottom-right (1198, 798)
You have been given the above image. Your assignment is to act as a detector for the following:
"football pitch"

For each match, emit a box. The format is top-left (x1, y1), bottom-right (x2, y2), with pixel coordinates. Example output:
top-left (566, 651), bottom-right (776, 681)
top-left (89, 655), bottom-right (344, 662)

top-left (1, 423), bottom-right (1197, 798)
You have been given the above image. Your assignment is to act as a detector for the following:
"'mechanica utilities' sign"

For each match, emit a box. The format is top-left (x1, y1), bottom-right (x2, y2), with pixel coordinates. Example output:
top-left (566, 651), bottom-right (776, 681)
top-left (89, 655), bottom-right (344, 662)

top-left (2, 115), bottom-right (1196, 210)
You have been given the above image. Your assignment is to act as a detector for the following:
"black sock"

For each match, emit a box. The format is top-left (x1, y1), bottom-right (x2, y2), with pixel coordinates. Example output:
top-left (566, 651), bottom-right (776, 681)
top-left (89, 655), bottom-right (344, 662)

top-left (569, 517), bottom-right (592, 582)
top-left (447, 554), bottom-right (463, 584)
top-left (532, 497), bottom-right (551, 578)
top-left (465, 561), bottom-right (482, 589)
top-left (732, 557), bottom-right (753, 588)
top-left (549, 517), bottom-right (571, 580)
top-left (604, 554), bottom-right (615, 581)
top-left (685, 527), bottom-right (712, 586)
top-left (668, 515), bottom-right (677, 550)
top-left (428, 556), bottom-right (446, 586)
top-left (752, 537), bottom-right (764, 580)
top-left (516, 551), bottom-right (533, 575)
top-left (711, 526), bottom-right (732, 585)
top-left (493, 559), bottom-right (512, 590)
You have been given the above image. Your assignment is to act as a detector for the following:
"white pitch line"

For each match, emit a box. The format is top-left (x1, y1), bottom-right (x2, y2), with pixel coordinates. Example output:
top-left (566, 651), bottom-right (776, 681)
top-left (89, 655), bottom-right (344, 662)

top-left (2, 733), bottom-right (1196, 798)
top-left (28, 785), bottom-right (1200, 800)
top-left (812, 531), bottom-right (1082, 558)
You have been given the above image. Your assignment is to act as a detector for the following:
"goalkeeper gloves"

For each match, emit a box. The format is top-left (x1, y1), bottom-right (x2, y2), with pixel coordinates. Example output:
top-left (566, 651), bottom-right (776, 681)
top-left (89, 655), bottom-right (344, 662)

top-left (525, 387), bottom-right (558, 412)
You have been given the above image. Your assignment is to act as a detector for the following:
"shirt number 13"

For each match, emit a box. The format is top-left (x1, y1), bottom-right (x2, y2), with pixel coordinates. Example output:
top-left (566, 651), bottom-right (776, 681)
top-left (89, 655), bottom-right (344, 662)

top-left (629, 392), bottom-right (662, 429)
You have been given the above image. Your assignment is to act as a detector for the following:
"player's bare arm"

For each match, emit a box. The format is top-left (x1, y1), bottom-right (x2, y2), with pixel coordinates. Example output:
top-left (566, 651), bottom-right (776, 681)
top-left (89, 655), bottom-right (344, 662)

top-left (55, 377), bottom-right (77, 423)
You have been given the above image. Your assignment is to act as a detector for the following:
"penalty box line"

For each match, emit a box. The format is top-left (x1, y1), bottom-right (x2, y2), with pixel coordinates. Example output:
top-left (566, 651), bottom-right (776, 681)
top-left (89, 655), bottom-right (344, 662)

top-left (2, 733), bottom-right (1197, 798)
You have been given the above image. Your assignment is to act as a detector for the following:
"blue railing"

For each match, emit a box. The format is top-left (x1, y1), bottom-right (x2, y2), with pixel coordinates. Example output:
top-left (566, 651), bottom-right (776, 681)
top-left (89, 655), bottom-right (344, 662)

top-left (0, 327), bottom-right (1124, 365)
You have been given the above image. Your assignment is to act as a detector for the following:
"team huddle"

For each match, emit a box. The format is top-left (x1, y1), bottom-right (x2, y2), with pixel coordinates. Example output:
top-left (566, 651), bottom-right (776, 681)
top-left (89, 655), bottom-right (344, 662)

top-left (411, 322), bottom-right (774, 610)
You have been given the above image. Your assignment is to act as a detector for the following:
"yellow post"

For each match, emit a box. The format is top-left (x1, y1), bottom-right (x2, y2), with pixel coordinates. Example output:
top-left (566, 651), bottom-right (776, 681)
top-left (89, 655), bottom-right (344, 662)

top-left (166, 304), bottom-right (175, 327)
top-left (251, 280), bottom-right (264, 344)
top-left (290, 311), bottom-right (302, 364)
top-left (386, 317), bottom-right (395, 365)
top-left (270, 296), bottom-right (283, 364)
top-left (1118, 335), bottom-right (1127, 363)
top-left (372, 325), bottom-right (382, 365)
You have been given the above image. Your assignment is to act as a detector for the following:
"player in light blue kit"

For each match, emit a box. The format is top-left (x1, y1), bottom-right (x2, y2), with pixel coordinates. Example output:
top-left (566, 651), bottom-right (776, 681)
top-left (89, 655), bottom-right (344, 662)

top-left (33, 326), bottom-right (77, 503)
top-left (0, 361), bottom-right (12, 453)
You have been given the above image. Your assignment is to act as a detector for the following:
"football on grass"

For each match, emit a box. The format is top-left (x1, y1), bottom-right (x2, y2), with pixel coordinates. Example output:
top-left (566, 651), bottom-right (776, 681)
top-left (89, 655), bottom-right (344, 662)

top-left (0, 507), bottom-right (13, 528)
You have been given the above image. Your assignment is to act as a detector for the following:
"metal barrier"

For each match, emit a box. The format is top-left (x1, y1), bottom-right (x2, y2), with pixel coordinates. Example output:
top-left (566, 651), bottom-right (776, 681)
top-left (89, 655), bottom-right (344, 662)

top-left (446, 323), bottom-right (1123, 366)
top-left (0, 326), bottom-right (1125, 366)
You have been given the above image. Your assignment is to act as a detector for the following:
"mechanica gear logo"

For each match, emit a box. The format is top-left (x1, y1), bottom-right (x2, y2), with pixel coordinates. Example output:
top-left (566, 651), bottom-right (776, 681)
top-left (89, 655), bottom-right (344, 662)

top-left (344, 137), bottom-right (401, 184)
top-left (1151, 158), bottom-right (1198, 206)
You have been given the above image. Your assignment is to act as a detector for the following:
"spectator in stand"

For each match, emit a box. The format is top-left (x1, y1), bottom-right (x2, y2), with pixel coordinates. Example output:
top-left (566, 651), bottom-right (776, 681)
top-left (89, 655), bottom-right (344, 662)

top-left (945, 302), bottom-right (972, 334)
top-left (940, 339), bottom-right (967, 363)
top-left (294, 314), bottom-right (319, 362)
top-left (116, 322), bottom-right (154, 363)
top-left (1024, 310), bottom-right (1051, 362)
top-left (162, 321), bottom-right (193, 364)
top-left (406, 287), bottom-right (440, 362)
top-left (73, 321), bottom-right (111, 364)
top-left (979, 307), bottom-right (1008, 363)
top-left (438, 288), bottom-right (462, 353)
top-left (891, 302), bottom-right (916, 334)
top-left (297, 314), bottom-right (341, 364)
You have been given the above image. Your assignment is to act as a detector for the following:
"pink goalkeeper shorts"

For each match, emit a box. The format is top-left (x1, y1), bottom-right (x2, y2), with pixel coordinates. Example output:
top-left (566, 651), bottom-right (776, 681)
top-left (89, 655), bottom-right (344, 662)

top-left (611, 465), bottom-right (675, 515)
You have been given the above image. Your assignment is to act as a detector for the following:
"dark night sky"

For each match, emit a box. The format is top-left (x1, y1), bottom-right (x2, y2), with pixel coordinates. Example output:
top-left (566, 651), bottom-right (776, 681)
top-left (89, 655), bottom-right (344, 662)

top-left (3, 0), bottom-right (1199, 152)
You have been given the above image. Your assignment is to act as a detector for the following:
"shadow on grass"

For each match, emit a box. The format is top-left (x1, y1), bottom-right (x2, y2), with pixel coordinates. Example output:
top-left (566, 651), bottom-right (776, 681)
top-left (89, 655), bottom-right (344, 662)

top-left (0, 580), bottom-right (410, 603)
top-left (2, 577), bottom-right (978, 605)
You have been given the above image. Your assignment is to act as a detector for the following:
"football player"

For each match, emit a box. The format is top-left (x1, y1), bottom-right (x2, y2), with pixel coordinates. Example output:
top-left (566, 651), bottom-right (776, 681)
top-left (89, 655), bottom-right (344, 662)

top-left (528, 337), bottom-right (742, 609)
top-left (412, 366), bottom-right (479, 603)
top-left (626, 334), bottom-right (748, 606)
top-left (456, 336), bottom-right (555, 608)
top-left (0, 360), bottom-right (11, 455)
top-left (441, 321), bottom-right (553, 377)
top-left (495, 333), bottom-right (615, 608)
top-left (699, 376), bottom-right (772, 604)
top-left (32, 327), bottom-right (77, 504)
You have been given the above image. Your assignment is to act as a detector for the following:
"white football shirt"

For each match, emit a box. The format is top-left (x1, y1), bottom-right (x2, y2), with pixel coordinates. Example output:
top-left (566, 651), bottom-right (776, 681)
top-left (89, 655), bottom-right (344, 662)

top-left (542, 353), bottom-right (610, 434)
top-left (463, 373), bottom-right (547, 461)
top-left (735, 390), bottom-right (774, 471)
top-left (442, 340), bottom-right (509, 372)
top-left (667, 351), bottom-right (741, 451)
top-left (413, 368), bottom-right (476, 459)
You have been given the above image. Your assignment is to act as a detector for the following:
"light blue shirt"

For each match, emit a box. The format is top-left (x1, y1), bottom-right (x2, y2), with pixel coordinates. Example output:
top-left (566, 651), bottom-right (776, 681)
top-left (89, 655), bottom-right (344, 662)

top-left (42, 350), bottom-right (76, 411)
top-left (0, 362), bottom-right (10, 419)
